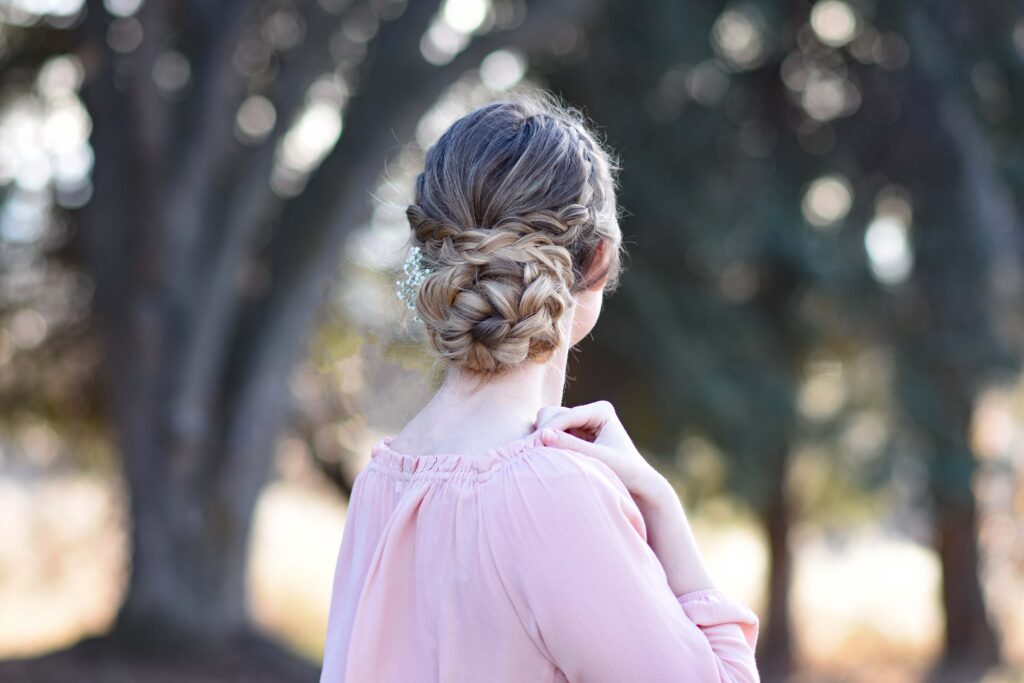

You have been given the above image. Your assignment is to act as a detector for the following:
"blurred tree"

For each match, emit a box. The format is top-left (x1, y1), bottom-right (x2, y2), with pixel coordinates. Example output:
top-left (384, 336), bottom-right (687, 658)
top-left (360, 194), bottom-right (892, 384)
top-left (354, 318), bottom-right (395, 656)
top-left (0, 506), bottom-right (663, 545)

top-left (879, 1), bottom-right (1024, 673)
top-left (539, 0), bottom-right (1024, 679)
top-left (538, 1), bottom-right (835, 676)
top-left (0, 0), bottom-right (606, 658)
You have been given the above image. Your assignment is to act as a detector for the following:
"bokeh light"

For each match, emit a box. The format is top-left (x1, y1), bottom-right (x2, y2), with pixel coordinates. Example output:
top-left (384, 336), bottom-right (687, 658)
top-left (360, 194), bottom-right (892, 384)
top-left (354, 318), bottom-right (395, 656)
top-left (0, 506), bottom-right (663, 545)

top-left (106, 17), bottom-right (144, 53)
top-left (102, 0), bottom-right (141, 18)
top-left (810, 0), bottom-right (859, 48)
top-left (235, 95), bottom-right (277, 145)
top-left (442, 0), bottom-right (488, 34)
top-left (421, 0), bottom-right (490, 65)
top-left (152, 51), bottom-right (191, 97)
top-left (801, 174), bottom-right (853, 228)
top-left (711, 5), bottom-right (768, 71)
top-left (479, 49), bottom-right (526, 91)
top-left (865, 215), bottom-right (913, 286)
top-left (274, 99), bottom-right (343, 196)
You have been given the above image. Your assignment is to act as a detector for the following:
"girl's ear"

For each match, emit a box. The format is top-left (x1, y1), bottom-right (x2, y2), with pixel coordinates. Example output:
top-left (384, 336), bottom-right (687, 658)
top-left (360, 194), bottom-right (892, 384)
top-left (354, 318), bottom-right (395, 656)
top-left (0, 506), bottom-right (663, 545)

top-left (584, 239), bottom-right (612, 292)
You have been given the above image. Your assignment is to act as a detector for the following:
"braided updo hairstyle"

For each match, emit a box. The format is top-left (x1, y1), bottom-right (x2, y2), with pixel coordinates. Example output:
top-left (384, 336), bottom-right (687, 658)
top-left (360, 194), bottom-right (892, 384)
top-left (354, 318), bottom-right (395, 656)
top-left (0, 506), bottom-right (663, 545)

top-left (405, 91), bottom-right (625, 378)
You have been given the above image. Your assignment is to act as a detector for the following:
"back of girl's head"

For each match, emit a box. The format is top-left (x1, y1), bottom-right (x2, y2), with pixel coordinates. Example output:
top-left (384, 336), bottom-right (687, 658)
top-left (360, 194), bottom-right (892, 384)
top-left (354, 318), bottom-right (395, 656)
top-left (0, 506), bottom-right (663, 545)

top-left (406, 90), bottom-right (626, 379)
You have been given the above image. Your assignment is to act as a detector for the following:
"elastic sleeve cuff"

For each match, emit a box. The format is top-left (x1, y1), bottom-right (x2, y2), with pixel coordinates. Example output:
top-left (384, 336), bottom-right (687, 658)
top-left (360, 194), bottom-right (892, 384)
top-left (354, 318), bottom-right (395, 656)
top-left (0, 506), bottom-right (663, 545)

top-left (676, 588), bottom-right (760, 649)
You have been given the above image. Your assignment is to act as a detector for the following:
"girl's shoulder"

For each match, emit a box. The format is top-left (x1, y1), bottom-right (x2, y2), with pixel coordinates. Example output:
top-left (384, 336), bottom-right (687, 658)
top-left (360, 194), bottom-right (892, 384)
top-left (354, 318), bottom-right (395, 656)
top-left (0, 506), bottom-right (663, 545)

top-left (501, 442), bottom-right (647, 539)
top-left (517, 442), bottom-right (634, 500)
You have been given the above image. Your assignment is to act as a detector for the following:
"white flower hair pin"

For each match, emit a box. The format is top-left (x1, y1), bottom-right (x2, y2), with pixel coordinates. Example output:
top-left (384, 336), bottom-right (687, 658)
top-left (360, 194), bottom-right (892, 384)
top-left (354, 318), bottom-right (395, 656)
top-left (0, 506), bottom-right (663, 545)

top-left (396, 245), bottom-right (433, 323)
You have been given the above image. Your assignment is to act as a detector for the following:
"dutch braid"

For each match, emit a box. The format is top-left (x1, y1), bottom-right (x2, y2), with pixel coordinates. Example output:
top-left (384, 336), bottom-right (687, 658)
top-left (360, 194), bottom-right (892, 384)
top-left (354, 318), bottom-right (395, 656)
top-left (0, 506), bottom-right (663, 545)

top-left (404, 91), bottom-right (624, 377)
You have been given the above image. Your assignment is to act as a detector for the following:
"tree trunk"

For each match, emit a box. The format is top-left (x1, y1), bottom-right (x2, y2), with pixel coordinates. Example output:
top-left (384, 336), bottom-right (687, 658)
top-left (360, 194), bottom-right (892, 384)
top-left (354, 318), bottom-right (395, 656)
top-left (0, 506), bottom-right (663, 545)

top-left (109, 329), bottom-right (292, 644)
top-left (72, 0), bottom-right (604, 647)
top-left (757, 474), bottom-right (793, 681)
top-left (891, 5), bottom-right (1011, 673)
top-left (934, 492), bottom-right (999, 670)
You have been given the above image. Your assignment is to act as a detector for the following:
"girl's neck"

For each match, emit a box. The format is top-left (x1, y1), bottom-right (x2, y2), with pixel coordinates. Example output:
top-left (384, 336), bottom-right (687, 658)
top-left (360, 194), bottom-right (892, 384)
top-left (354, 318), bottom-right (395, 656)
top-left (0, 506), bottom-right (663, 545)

top-left (392, 341), bottom-right (570, 457)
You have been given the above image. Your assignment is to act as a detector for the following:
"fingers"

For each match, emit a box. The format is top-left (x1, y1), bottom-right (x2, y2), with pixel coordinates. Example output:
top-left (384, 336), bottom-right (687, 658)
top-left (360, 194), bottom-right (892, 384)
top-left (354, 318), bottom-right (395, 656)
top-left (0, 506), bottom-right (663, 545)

top-left (534, 405), bottom-right (569, 427)
top-left (540, 428), bottom-right (604, 459)
top-left (536, 401), bottom-right (615, 436)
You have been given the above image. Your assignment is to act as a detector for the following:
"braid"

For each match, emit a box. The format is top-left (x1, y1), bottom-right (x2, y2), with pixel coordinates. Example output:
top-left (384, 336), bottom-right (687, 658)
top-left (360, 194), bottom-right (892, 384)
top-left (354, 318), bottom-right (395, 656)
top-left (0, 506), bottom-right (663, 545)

top-left (403, 91), bottom-right (624, 377)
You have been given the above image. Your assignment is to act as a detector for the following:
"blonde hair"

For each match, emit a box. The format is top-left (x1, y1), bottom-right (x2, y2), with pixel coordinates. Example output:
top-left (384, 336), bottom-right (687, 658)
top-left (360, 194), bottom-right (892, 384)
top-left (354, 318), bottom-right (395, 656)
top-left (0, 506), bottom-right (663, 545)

top-left (406, 90), bottom-right (625, 378)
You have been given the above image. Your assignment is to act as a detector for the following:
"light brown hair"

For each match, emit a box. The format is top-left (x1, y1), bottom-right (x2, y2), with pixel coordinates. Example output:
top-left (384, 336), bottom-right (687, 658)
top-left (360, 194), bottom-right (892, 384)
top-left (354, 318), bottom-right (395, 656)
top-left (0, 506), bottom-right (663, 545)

top-left (406, 90), bottom-right (626, 378)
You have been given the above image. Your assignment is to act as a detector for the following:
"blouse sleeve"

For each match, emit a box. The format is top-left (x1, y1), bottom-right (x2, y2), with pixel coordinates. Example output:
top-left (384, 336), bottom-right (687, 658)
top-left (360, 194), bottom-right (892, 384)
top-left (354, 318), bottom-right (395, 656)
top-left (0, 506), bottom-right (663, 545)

top-left (489, 448), bottom-right (760, 683)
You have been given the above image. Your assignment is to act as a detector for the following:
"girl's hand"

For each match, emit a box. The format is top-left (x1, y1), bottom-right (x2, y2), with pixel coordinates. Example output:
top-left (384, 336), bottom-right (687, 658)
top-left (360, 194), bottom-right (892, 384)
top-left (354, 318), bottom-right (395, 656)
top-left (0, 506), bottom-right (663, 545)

top-left (535, 401), bottom-right (718, 596)
top-left (534, 401), bottom-right (669, 503)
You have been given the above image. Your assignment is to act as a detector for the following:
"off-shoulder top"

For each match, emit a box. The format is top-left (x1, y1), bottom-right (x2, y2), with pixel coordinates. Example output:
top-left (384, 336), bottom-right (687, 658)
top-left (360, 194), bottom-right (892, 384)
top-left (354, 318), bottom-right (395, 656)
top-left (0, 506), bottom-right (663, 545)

top-left (319, 427), bottom-right (760, 682)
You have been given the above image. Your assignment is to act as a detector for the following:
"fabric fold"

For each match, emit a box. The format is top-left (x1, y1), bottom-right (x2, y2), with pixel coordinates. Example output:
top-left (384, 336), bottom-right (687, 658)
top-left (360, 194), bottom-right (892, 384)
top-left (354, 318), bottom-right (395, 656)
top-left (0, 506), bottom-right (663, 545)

top-left (320, 436), bottom-right (761, 683)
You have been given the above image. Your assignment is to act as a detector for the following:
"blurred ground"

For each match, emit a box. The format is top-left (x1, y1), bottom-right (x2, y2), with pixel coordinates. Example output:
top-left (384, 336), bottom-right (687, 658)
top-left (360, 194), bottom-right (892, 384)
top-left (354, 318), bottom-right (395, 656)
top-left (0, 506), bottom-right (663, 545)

top-left (1, 455), bottom-right (1022, 682)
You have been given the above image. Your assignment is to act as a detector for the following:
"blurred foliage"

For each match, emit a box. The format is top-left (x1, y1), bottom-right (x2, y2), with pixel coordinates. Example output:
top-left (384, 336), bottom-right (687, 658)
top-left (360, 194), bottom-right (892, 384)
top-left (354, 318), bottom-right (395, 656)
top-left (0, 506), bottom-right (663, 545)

top-left (535, 0), bottom-right (1023, 671)
top-left (537, 0), bottom-right (1023, 510)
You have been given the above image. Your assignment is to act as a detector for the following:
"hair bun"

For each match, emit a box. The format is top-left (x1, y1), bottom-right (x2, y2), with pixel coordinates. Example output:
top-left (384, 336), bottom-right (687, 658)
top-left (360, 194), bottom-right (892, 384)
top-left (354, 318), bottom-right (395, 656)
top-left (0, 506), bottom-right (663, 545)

top-left (412, 212), bottom-right (575, 375)
top-left (402, 92), bottom-right (625, 377)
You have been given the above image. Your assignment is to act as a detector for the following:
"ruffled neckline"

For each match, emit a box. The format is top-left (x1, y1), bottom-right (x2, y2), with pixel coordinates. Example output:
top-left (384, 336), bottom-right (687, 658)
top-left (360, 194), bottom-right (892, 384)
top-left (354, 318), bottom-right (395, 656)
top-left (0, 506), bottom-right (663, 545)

top-left (369, 428), bottom-right (545, 476)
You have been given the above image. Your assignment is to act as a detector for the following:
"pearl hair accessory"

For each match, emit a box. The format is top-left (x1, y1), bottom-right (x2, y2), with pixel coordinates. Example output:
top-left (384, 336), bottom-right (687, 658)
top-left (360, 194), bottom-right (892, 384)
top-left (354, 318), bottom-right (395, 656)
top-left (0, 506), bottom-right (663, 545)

top-left (396, 245), bottom-right (433, 323)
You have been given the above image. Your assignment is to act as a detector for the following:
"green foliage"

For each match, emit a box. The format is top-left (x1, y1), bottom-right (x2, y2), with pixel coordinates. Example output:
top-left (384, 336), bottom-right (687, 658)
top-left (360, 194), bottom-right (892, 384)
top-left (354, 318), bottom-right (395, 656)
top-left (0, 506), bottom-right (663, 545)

top-left (540, 0), bottom-right (1024, 512)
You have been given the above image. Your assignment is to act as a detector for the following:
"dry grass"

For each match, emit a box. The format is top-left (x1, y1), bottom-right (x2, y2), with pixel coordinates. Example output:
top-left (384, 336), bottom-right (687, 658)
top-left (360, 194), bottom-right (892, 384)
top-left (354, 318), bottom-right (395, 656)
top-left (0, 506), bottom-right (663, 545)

top-left (1, 466), bottom-right (1021, 682)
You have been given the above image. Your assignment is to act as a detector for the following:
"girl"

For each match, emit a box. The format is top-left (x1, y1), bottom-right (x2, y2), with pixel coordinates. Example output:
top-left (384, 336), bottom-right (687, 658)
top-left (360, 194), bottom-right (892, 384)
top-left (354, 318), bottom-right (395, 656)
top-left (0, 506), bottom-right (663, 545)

top-left (319, 91), bottom-right (760, 683)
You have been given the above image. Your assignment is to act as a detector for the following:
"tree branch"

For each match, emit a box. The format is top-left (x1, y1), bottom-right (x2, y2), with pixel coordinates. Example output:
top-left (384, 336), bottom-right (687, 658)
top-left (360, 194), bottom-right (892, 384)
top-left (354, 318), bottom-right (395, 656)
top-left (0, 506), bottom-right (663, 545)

top-left (168, 0), bottom-right (357, 447)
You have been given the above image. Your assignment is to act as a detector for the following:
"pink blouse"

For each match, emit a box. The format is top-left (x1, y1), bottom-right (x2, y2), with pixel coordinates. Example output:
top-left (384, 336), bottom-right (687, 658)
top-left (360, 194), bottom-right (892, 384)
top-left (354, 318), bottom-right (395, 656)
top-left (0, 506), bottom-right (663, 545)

top-left (319, 428), bottom-right (760, 682)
